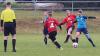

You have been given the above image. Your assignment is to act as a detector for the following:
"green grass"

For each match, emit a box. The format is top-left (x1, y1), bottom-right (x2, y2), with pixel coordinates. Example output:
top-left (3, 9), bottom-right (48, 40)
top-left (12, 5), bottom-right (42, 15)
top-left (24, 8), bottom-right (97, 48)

top-left (0, 32), bottom-right (100, 56)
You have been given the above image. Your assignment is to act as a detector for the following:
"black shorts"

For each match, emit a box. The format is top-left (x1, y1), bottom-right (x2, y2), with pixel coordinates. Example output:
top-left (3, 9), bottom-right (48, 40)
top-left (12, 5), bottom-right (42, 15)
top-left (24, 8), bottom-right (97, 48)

top-left (43, 27), bottom-right (48, 35)
top-left (49, 31), bottom-right (57, 42)
top-left (4, 22), bottom-right (16, 36)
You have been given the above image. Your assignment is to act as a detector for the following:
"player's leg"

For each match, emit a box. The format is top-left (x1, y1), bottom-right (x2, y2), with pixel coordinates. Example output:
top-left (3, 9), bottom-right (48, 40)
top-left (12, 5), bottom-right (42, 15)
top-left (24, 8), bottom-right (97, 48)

top-left (4, 25), bottom-right (9, 52)
top-left (75, 32), bottom-right (81, 43)
top-left (70, 26), bottom-right (75, 42)
top-left (64, 27), bottom-right (74, 43)
top-left (12, 34), bottom-right (16, 52)
top-left (75, 28), bottom-right (81, 43)
top-left (83, 28), bottom-right (96, 47)
top-left (44, 35), bottom-right (48, 45)
top-left (43, 28), bottom-right (48, 45)
top-left (64, 28), bottom-right (70, 43)
top-left (49, 31), bottom-right (62, 49)
top-left (4, 36), bottom-right (9, 52)
top-left (11, 24), bottom-right (16, 52)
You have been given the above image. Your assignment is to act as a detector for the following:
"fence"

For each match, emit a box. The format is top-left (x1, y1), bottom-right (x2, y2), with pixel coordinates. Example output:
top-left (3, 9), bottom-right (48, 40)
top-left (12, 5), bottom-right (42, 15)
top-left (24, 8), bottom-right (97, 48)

top-left (0, 1), bottom-right (100, 10)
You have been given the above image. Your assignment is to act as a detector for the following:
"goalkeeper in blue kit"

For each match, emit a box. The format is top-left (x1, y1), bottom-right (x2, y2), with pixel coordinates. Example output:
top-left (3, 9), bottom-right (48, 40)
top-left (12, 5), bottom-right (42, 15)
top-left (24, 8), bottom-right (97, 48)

top-left (75, 9), bottom-right (96, 47)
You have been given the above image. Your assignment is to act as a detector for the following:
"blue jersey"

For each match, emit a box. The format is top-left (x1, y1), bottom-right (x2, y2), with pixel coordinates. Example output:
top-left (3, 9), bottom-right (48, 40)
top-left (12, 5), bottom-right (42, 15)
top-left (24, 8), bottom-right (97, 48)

top-left (76, 15), bottom-right (87, 28)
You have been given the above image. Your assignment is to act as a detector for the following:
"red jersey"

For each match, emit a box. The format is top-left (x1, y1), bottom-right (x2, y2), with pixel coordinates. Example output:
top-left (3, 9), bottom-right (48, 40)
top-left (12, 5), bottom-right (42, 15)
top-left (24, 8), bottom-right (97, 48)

top-left (44, 17), bottom-right (59, 33)
top-left (61, 14), bottom-right (76, 29)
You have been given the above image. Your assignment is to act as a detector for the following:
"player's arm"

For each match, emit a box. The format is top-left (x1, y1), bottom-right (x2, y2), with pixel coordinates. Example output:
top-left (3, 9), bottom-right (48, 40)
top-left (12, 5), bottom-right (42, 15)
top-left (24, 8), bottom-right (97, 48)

top-left (87, 16), bottom-right (96, 19)
top-left (54, 19), bottom-right (62, 30)
top-left (43, 20), bottom-right (44, 23)
top-left (84, 16), bottom-right (88, 19)
top-left (42, 16), bottom-right (48, 24)
top-left (59, 18), bottom-right (66, 26)
top-left (44, 20), bottom-right (48, 28)
top-left (1, 20), bottom-right (3, 27)
top-left (73, 19), bottom-right (77, 23)
top-left (42, 16), bottom-right (45, 24)
top-left (85, 16), bottom-right (96, 19)
top-left (13, 19), bottom-right (16, 27)
top-left (0, 11), bottom-right (4, 27)
top-left (12, 11), bottom-right (16, 27)
top-left (0, 11), bottom-right (4, 31)
top-left (0, 20), bottom-right (4, 32)
top-left (58, 25), bottom-right (62, 30)
top-left (72, 15), bottom-right (77, 23)
top-left (73, 16), bottom-right (78, 23)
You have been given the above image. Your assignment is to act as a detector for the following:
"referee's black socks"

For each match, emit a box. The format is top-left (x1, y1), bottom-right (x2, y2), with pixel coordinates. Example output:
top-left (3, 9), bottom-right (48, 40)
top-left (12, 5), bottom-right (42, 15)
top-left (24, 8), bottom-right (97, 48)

top-left (12, 39), bottom-right (16, 52)
top-left (4, 40), bottom-right (7, 52)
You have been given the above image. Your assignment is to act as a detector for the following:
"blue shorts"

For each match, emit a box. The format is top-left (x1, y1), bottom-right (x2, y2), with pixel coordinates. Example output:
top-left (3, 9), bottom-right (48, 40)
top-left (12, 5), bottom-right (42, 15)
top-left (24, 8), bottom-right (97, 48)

top-left (4, 22), bottom-right (16, 36)
top-left (76, 28), bottom-right (88, 34)
top-left (43, 27), bottom-right (48, 35)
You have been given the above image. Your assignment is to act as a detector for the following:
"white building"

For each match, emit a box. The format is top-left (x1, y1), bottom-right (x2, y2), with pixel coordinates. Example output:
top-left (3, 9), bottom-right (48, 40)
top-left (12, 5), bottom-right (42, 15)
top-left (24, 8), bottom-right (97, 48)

top-left (6, 0), bottom-right (15, 2)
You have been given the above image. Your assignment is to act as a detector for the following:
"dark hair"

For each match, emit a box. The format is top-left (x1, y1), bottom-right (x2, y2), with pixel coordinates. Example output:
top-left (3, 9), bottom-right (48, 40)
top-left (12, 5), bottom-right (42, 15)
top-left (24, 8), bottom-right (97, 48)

top-left (78, 9), bottom-right (83, 13)
top-left (6, 2), bottom-right (11, 5)
top-left (48, 13), bottom-right (52, 16)
top-left (48, 11), bottom-right (52, 16)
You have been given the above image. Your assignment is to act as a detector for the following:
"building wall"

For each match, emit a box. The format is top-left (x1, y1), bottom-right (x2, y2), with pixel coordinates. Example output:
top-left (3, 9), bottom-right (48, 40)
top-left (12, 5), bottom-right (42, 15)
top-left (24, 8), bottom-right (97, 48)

top-left (5, 0), bottom-right (15, 2)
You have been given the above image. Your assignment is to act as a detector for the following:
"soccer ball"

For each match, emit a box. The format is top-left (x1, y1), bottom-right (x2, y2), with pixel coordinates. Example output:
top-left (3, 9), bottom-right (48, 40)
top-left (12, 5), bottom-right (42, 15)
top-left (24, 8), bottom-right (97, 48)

top-left (72, 42), bottom-right (78, 48)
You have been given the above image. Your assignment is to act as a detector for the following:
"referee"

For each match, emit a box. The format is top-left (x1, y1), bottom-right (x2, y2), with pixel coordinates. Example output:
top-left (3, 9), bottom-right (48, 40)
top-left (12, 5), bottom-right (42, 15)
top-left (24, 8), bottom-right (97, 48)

top-left (0, 2), bottom-right (16, 52)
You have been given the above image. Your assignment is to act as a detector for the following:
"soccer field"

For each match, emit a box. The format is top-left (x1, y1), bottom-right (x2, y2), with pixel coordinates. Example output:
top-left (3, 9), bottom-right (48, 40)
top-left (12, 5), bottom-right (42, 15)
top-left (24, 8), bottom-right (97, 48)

top-left (0, 10), bottom-right (100, 56)
top-left (0, 33), bottom-right (100, 56)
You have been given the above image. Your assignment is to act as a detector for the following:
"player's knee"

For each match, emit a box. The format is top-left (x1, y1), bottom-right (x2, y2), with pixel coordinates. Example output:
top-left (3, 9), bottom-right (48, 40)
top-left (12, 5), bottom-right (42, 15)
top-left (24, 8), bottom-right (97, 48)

top-left (85, 34), bottom-right (91, 39)
top-left (54, 40), bottom-right (57, 42)
top-left (4, 36), bottom-right (8, 40)
top-left (68, 32), bottom-right (71, 35)
top-left (76, 32), bottom-right (80, 37)
top-left (12, 34), bottom-right (16, 39)
top-left (51, 39), bottom-right (56, 42)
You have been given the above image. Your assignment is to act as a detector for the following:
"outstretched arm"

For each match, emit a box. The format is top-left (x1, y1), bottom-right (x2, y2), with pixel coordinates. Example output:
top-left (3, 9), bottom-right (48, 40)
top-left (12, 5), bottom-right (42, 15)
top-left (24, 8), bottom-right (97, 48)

top-left (1, 20), bottom-right (3, 27)
top-left (58, 25), bottom-right (62, 30)
top-left (59, 18), bottom-right (67, 26)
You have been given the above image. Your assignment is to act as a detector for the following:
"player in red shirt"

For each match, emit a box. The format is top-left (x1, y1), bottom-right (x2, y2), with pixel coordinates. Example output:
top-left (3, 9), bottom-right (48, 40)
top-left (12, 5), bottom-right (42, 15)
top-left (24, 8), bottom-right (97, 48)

top-left (44, 11), bottom-right (63, 50)
top-left (59, 10), bottom-right (76, 43)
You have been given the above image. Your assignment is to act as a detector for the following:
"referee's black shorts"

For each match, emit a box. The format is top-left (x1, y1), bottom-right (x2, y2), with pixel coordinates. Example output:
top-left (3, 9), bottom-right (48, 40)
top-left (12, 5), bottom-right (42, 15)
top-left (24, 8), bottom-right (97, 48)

top-left (4, 22), bottom-right (16, 36)
top-left (49, 31), bottom-right (57, 42)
